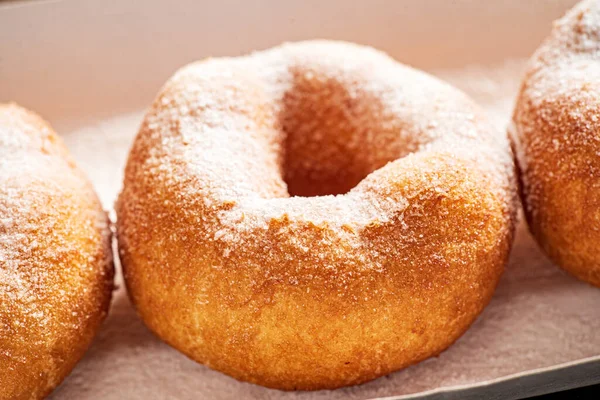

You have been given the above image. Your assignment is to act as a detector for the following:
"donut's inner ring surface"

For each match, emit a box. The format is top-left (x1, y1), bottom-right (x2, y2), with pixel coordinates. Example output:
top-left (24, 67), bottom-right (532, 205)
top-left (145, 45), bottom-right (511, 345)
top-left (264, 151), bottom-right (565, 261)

top-left (280, 62), bottom-right (421, 197)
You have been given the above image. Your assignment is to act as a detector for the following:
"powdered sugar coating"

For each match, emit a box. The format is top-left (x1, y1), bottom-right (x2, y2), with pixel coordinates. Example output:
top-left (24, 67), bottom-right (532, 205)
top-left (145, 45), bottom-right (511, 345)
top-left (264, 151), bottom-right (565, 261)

top-left (512, 0), bottom-right (600, 287)
top-left (117, 41), bottom-right (517, 390)
top-left (0, 104), bottom-right (114, 399)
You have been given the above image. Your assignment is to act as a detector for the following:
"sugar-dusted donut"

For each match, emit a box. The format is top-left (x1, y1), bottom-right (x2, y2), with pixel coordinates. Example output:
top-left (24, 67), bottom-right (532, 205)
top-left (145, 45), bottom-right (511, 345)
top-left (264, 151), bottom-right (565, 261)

top-left (0, 104), bottom-right (114, 399)
top-left (117, 41), bottom-right (517, 390)
top-left (512, 0), bottom-right (600, 287)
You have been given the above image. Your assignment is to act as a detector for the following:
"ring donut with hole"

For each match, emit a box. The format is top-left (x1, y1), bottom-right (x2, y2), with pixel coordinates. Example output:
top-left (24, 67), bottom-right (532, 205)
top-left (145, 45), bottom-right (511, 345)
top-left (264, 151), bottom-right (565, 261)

top-left (0, 103), bottom-right (113, 399)
top-left (116, 41), bottom-right (518, 390)
top-left (512, 0), bottom-right (600, 287)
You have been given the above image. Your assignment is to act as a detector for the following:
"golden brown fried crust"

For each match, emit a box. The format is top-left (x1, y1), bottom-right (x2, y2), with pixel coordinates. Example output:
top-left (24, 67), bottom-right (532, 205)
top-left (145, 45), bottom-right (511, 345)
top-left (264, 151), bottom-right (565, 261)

top-left (0, 103), bottom-right (114, 399)
top-left (512, 0), bottom-right (600, 287)
top-left (117, 40), bottom-right (517, 390)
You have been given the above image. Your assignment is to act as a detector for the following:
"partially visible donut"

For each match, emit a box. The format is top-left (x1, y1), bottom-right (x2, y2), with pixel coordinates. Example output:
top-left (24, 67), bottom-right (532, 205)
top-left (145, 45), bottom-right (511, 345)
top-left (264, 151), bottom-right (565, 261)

top-left (117, 41), bottom-right (518, 390)
top-left (0, 104), bottom-right (114, 399)
top-left (512, 0), bottom-right (600, 287)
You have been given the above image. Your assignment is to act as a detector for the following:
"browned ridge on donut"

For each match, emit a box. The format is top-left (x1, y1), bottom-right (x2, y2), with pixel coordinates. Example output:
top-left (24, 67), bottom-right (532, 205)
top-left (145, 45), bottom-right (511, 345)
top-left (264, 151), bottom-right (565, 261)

top-left (512, 0), bottom-right (600, 287)
top-left (117, 40), bottom-right (518, 390)
top-left (0, 104), bottom-right (114, 400)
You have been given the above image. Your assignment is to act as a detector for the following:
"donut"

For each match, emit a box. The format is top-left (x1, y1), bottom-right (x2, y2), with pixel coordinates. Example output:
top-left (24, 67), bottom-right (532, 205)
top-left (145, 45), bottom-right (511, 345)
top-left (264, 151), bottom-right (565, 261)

top-left (0, 104), bottom-right (114, 399)
top-left (512, 0), bottom-right (600, 287)
top-left (117, 41), bottom-right (518, 390)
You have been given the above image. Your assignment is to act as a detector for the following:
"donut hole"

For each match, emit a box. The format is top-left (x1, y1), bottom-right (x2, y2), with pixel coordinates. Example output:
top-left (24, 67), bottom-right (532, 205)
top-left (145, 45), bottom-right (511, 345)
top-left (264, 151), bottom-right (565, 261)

top-left (279, 67), bottom-right (418, 197)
